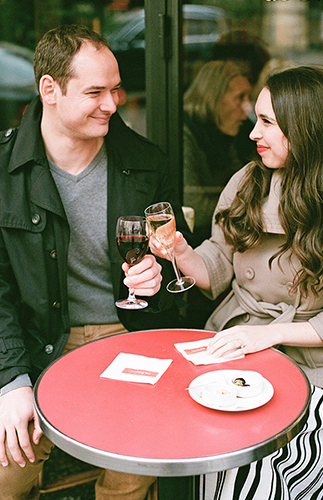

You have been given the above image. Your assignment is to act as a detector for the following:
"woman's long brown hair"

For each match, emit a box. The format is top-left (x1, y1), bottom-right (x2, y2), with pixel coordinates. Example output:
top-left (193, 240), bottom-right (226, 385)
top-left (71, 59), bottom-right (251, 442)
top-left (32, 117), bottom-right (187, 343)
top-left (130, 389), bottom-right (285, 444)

top-left (215, 66), bottom-right (323, 295)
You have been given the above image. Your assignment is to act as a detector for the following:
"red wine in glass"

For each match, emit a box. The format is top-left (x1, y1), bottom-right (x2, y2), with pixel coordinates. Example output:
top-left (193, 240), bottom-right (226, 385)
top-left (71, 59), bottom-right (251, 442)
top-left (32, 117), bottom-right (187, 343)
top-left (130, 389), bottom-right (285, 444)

top-left (115, 216), bottom-right (149, 309)
top-left (117, 235), bottom-right (149, 266)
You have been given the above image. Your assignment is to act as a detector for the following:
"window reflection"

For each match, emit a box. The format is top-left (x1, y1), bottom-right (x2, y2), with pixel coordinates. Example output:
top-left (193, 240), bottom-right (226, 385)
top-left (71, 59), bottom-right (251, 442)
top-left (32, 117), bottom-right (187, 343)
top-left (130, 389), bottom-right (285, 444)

top-left (182, 0), bottom-right (323, 242)
top-left (0, 1), bottom-right (323, 149)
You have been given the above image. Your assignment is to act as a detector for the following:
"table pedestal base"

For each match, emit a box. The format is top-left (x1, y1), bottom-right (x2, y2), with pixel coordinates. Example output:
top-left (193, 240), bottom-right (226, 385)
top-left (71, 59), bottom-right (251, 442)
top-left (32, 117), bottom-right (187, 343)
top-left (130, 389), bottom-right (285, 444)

top-left (158, 476), bottom-right (199, 500)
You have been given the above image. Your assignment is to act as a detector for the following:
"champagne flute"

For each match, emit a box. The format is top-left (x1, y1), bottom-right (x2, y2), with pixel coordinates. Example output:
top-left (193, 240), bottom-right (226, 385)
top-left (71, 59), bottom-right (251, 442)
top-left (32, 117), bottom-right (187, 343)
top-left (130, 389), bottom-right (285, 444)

top-left (144, 202), bottom-right (195, 293)
top-left (115, 216), bottom-right (149, 309)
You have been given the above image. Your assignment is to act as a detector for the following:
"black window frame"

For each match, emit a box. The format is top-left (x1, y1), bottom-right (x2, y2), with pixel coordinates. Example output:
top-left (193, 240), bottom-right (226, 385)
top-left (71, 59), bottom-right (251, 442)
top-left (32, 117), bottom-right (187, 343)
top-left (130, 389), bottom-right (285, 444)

top-left (145, 0), bottom-right (183, 202)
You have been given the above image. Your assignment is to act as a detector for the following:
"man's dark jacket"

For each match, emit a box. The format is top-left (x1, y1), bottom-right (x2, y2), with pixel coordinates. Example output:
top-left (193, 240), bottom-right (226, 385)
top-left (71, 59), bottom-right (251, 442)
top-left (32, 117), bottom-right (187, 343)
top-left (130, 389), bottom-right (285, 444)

top-left (0, 97), bottom-right (189, 388)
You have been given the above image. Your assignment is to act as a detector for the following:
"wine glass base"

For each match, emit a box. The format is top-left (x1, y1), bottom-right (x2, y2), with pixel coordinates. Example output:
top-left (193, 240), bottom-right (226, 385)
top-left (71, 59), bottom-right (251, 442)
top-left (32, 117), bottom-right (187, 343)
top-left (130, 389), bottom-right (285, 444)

top-left (115, 299), bottom-right (148, 310)
top-left (166, 276), bottom-right (195, 293)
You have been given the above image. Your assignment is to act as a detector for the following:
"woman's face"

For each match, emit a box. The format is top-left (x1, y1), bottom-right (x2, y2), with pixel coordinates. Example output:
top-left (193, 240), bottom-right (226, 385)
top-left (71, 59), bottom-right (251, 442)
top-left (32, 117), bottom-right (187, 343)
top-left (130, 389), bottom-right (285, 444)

top-left (219, 76), bottom-right (252, 136)
top-left (250, 87), bottom-right (289, 169)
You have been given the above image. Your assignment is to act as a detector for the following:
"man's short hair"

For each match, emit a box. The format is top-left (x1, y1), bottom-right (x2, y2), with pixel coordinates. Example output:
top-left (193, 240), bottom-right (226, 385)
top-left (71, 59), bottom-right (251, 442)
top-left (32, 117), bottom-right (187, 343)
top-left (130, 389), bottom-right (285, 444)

top-left (33, 24), bottom-right (111, 94)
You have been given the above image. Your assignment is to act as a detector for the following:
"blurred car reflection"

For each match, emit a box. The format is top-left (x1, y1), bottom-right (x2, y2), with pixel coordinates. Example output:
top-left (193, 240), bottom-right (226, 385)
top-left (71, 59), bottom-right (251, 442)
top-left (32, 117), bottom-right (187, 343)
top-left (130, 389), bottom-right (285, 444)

top-left (103, 4), bottom-right (229, 91)
top-left (0, 42), bottom-right (37, 129)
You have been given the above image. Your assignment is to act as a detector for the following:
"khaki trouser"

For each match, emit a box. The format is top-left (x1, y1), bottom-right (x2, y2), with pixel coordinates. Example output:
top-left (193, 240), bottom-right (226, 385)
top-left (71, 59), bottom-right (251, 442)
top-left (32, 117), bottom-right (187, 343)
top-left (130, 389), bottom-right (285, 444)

top-left (0, 324), bottom-right (157, 500)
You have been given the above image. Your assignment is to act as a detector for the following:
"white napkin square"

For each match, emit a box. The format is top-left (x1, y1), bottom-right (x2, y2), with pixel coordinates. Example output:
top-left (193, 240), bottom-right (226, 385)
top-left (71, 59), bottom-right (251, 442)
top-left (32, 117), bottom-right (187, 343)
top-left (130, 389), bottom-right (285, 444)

top-left (100, 353), bottom-right (173, 384)
top-left (174, 338), bottom-right (244, 365)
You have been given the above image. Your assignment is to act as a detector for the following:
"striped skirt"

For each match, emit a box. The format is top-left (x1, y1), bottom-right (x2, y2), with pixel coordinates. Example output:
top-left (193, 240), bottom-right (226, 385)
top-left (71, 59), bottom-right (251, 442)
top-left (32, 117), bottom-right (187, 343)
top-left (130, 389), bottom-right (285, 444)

top-left (200, 385), bottom-right (323, 500)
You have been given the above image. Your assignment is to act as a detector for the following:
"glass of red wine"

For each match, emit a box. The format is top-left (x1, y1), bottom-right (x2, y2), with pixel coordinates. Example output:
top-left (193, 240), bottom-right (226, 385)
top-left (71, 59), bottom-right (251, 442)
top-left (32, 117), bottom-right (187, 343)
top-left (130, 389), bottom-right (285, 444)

top-left (115, 216), bottom-right (149, 309)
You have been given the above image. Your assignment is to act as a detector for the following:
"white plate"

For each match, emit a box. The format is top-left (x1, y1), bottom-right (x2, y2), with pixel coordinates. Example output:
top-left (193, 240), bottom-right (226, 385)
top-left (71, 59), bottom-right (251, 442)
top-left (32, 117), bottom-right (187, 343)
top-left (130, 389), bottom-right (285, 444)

top-left (188, 370), bottom-right (274, 412)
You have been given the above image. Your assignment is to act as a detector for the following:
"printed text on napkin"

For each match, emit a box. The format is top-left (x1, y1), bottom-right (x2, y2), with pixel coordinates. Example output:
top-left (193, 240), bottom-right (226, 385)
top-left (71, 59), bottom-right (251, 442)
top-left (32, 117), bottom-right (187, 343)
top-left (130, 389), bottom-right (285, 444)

top-left (100, 353), bottom-right (173, 384)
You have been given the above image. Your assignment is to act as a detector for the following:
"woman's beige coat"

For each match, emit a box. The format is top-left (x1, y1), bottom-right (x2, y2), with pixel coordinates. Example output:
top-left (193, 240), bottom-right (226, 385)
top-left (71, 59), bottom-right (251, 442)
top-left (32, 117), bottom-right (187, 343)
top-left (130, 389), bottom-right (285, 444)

top-left (195, 163), bottom-right (323, 387)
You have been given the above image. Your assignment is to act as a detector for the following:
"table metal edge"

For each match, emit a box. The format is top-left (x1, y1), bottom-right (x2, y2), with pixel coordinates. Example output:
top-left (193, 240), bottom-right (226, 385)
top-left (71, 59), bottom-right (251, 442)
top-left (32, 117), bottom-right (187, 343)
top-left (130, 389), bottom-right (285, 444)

top-left (34, 388), bottom-right (310, 477)
top-left (33, 341), bottom-right (312, 477)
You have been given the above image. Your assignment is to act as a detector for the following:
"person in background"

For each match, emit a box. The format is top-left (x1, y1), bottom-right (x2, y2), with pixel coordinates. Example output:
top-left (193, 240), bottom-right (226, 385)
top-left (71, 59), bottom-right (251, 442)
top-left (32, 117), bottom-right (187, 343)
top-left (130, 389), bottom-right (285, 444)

top-left (0, 24), bottom-right (189, 500)
top-left (183, 60), bottom-right (255, 245)
top-left (212, 29), bottom-right (271, 90)
top-left (211, 29), bottom-right (295, 116)
top-left (211, 29), bottom-right (272, 121)
top-left (151, 65), bottom-right (323, 499)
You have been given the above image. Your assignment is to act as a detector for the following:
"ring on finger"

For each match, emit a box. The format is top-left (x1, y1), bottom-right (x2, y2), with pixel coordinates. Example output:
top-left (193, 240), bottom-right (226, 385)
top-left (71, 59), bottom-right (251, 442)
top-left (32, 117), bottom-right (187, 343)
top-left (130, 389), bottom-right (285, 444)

top-left (238, 340), bottom-right (245, 349)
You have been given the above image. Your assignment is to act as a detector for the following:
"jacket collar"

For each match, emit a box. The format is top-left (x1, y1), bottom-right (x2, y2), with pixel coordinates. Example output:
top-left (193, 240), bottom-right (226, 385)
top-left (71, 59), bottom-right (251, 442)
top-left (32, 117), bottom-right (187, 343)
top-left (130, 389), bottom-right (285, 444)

top-left (8, 96), bottom-right (47, 173)
top-left (217, 164), bottom-right (285, 235)
top-left (4, 98), bottom-right (66, 220)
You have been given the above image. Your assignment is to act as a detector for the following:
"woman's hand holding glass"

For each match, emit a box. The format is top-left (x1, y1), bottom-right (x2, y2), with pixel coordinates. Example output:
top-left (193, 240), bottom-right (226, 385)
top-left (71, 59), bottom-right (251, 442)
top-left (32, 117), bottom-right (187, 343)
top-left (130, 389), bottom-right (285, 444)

top-left (149, 229), bottom-right (187, 263)
top-left (149, 227), bottom-right (211, 292)
top-left (144, 202), bottom-right (195, 293)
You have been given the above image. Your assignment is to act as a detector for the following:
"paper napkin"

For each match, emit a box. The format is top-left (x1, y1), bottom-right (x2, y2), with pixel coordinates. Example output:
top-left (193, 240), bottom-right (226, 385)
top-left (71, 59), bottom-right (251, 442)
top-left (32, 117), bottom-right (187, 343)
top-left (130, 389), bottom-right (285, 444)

top-left (100, 353), bottom-right (173, 384)
top-left (174, 338), bottom-right (244, 365)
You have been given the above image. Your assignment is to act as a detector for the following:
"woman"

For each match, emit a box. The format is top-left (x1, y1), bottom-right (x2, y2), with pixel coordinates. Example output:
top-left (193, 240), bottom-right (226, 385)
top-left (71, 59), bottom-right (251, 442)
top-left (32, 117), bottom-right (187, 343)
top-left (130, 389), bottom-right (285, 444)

top-left (183, 60), bottom-right (255, 243)
top-left (151, 66), bottom-right (323, 499)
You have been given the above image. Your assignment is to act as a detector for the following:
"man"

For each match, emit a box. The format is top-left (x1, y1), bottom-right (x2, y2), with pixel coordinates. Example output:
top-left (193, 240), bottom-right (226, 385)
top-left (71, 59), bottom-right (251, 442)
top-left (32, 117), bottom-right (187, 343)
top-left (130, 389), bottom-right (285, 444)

top-left (0, 25), bottom-right (189, 499)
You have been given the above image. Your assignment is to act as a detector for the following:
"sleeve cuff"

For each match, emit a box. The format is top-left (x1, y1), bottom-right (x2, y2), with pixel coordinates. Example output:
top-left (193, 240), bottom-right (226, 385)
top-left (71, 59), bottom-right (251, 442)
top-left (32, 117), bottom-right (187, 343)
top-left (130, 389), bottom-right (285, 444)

top-left (0, 374), bottom-right (32, 396)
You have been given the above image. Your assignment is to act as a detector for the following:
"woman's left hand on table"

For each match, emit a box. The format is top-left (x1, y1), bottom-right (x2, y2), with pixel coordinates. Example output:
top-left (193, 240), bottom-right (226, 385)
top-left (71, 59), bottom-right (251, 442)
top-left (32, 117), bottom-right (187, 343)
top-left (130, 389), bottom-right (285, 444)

top-left (206, 324), bottom-right (278, 359)
top-left (207, 321), bottom-right (323, 359)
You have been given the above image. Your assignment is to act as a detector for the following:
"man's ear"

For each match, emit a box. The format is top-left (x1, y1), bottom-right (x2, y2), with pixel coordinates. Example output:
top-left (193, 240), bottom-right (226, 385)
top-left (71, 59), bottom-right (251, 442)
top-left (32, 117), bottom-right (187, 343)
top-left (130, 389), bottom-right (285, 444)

top-left (39, 75), bottom-right (59, 105)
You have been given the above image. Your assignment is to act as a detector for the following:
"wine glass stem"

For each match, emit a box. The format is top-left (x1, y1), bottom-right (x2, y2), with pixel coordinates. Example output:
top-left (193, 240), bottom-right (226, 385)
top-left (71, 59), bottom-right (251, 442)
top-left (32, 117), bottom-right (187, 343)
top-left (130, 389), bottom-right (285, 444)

top-left (167, 250), bottom-right (184, 286)
top-left (127, 287), bottom-right (137, 303)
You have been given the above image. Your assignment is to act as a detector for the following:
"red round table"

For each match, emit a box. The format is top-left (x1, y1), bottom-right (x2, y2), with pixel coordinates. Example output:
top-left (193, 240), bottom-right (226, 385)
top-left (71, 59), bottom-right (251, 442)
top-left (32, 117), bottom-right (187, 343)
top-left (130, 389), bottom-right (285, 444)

top-left (34, 329), bottom-right (310, 497)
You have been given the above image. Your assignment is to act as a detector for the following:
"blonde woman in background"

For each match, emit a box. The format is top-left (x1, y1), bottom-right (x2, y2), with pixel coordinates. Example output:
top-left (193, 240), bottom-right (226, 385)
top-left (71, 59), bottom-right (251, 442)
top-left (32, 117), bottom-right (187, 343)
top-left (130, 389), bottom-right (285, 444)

top-left (183, 61), bottom-right (256, 244)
